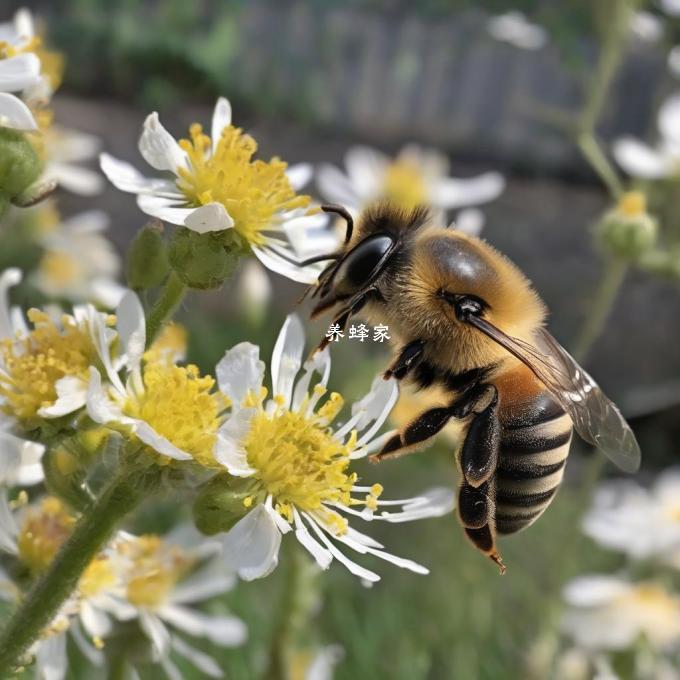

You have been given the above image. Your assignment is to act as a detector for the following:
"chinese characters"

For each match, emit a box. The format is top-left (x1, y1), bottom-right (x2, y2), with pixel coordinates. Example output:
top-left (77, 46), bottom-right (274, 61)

top-left (325, 323), bottom-right (391, 343)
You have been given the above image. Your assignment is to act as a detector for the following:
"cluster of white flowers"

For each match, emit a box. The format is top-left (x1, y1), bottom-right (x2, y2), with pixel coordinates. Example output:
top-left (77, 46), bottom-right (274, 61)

top-left (556, 469), bottom-right (680, 678)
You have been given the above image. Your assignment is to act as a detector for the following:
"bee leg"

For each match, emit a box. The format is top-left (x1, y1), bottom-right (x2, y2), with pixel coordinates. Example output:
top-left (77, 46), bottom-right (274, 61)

top-left (459, 385), bottom-right (499, 488)
top-left (384, 339), bottom-right (425, 380)
top-left (464, 525), bottom-right (506, 575)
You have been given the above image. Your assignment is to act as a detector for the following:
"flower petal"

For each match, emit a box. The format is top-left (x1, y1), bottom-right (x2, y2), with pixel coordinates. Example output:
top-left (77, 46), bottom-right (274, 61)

top-left (86, 367), bottom-right (125, 425)
top-left (35, 631), bottom-right (67, 680)
top-left (430, 172), bottom-right (505, 209)
top-left (140, 611), bottom-right (171, 658)
top-left (46, 162), bottom-right (105, 197)
top-left (352, 376), bottom-right (399, 445)
top-left (159, 605), bottom-right (247, 647)
top-left (139, 112), bottom-right (188, 173)
top-left (292, 347), bottom-right (331, 412)
top-left (251, 244), bottom-right (322, 284)
top-left (117, 291), bottom-right (146, 374)
top-left (453, 208), bottom-right (485, 236)
top-left (221, 505), bottom-right (282, 581)
top-left (0, 53), bottom-right (40, 92)
top-left (37, 376), bottom-right (87, 418)
top-left (136, 193), bottom-right (196, 225)
top-left (270, 314), bottom-right (305, 407)
top-left (214, 409), bottom-right (257, 476)
top-left (658, 93), bottom-right (680, 147)
top-left (0, 92), bottom-right (37, 130)
top-left (99, 153), bottom-right (179, 195)
top-left (0, 268), bottom-right (21, 339)
top-left (315, 164), bottom-right (363, 212)
top-left (286, 163), bottom-right (313, 190)
top-left (344, 145), bottom-right (389, 201)
top-left (211, 97), bottom-right (232, 153)
top-left (216, 342), bottom-right (264, 407)
top-left (612, 137), bottom-right (671, 179)
top-left (184, 202), bottom-right (235, 233)
top-left (171, 635), bottom-right (224, 678)
top-left (0, 432), bottom-right (44, 486)
top-left (134, 420), bottom-right (193, 461)
top-left (562, 575), bottom-right (630, 607)
top-left (378, 487), bottom-right (456, 522)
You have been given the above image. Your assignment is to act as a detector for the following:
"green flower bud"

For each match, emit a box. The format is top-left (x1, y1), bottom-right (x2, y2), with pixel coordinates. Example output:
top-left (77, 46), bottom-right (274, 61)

top-left (193, 474), bottom-right (262, 535)
top-left (0, 129), bottom-right (43, 200)
top-left (11, 179), bottom-right (57, 208)
top-left (168, 227), bottom-right (243, 290)
top-left (126, 221), bottom-right (170, 290)
top-left (597, 191), bottom-right (657, 261)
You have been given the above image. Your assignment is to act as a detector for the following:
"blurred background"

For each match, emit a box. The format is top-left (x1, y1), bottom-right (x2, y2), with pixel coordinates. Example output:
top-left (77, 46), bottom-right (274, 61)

top-left (4, 1), bottom-right (680, 678)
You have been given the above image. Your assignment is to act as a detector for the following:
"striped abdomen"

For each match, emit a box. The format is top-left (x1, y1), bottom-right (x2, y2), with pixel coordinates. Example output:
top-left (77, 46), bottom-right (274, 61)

top-left (494, 392), bottom-right (573, 535)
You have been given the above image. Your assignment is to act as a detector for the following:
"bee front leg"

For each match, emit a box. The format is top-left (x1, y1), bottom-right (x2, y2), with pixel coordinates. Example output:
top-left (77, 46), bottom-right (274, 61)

top-left (459, 385), bottom-right (499, 488)
top-left (383, 339), bottom-right (425, 380)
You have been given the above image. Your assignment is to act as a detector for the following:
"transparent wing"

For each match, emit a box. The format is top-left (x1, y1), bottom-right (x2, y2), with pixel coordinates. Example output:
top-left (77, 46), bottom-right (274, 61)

top-left (466, 316), bottom-right (641, 473)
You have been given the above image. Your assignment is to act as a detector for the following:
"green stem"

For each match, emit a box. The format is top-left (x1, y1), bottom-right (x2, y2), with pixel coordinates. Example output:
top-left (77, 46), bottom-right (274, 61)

top-left (107, 653), bottom-right (128, 680)
top-left (578, 134), bottom-right (624, 199)
top-left (0, 465), bottom-right (147, 674)
top-left (145, 271), bottom-right (187, 347)
top-left (572, 258), bottom-right (627, 363)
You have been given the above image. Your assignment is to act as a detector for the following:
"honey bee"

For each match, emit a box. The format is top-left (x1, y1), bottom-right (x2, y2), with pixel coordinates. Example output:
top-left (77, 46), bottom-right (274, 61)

top-left (304, 202), bottom-right (641, 573)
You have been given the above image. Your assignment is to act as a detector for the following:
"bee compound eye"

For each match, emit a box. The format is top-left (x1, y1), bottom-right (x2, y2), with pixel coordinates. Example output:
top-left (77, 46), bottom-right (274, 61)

top-left (333, 234), bottom-right (394, 296)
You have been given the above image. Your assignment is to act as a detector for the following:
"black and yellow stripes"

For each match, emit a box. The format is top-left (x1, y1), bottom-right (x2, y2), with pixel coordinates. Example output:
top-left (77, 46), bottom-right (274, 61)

top-left (494, 405), bottom-right (572, 535)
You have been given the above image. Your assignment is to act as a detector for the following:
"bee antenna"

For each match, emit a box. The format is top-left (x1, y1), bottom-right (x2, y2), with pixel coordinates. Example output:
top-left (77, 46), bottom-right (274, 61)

top-left (322, 203), bottom-right (354, 244)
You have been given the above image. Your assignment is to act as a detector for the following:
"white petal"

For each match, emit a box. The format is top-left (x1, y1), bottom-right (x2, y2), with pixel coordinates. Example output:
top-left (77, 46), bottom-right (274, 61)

top-left (159, 605), bottom-right (247, 646)
top-left (487, 12), bottom-right (548, 50)
top-left (379, 487), bottom-right (456, 522)
top-left (661, 0), bottom-right (680, 16)
top-left (37, 376), bottom-right (87, 417)
top-left (184, 202), bottom-right (235, 233)
top-left (171, 635), bottom-right (224, 678)
top-left (139, 112), bottom-right (187, 173)
top-left (70, 625), bottom-right (105, 667)
top-left (315, 164), bottom-right (363, 211)
top-left (251, 244), bottom-right (321, 284)
top-left (170, 567), bottom-right (236, 605)
top-left (0, 92), bottom-right (37, 130)
top-left (658, 93), bottom-right (680, 147)
top-left (117, 291), bottom-right (146, 374)
top-left (286, 163), bottom-right (313, 190)
top-left (35, 631), bottom-right (67, 680)
top-left (270, 314), bottom-right (305, 407)
top-left (0, 53), bottom-right (40, 92)
top-left (136, 193), bottom-right (195, 225)
top-left (612, 137), bottom-right (671, 179)
top-left (216, 342), bottom-right (264, 406)
top-left (221, 505), bottom-right (281, 581)
top-left (0, 491), bottom-right (18, 554)
top-left (430, 172), bottom-right (505, 209)
top-left (307, 645), bottom-right (345, 680)
top-left (46, 162), bottom-right (105, 197)
top-left (352, 376), bottom-right (399, 445)
top-left (292, 347), bottom-right (331, 412)
top-left (562, 575), bottom-right (630, 607)
top-left (211, 97), bottom-right (232, 153)
top-left (86, 367), bottom-right (125, 425)
top-left (134, 420), bottom-right (193, 461)
top-left (79, 601), bottom-right (111, 638)
top-left (0, 268), bottom-right (21, 339)
top-left (629, 11), bottom-right (663, 43)
top-left (99, 153), bottom-right (179, 195)
top-left (453, 208), bottom-right (485, 236)
top-left (669, 46), bottom-right (680, 77)
top-left (140, 611), bottom-right (171, 658)
top-left (0, 432), bottom-right (44, 486)
top-left (344, 145), bottom-right (389, 200)
top-left (214, 408), bottom-right (257, 475)
top-left (89, 278), bottom-right (127, 309)
top-left (293, 510), bottom-right (332, 569)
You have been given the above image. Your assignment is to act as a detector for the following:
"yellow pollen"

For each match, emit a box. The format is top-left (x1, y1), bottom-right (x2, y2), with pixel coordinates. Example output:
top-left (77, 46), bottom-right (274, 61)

top-left (143, 322), bottom-right (188, 367)
top-left (382, 159), bottom-right (428, 208)
top-left (17, 497), bottom-right (75, 574)
top-left (316, 392), bottom-right (344, 423)
top-left (243, 399), bottom-right (357, 516)
top-left (79, 556), bottom-right (117, 598)
top-left (10, 490), bottom-right (29, 510)
top-left (618, 191), bottom-right (647, 218)
top-left (0, 309), bottom-right (96, 422)
top-left (120, 535), bottom-right (193, 609)
top-left (175, 123), bottom-right (311, 245)
top-left (93, 637), bottom-right (104, 650)
top-left (123, 363), bottom-right (227, 467)
top-left (39, 251), bottom-right (81, 287)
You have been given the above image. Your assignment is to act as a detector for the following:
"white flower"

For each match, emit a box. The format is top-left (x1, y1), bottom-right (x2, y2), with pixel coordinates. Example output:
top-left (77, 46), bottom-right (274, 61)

top-left (316, 144), bottom-right (504, 228)
top-left (103, 528), bottom-right (246, 679)
top-left (99, 97), bottom-right (326, 284)
top-left (0, 9), bottom-right (40, 130)
top-left (486, 12), bottom-right (548, 51)
top-left (670, 46), bottom-right (680, 78)
top-left (661, 0), bottom-right (680, 17)
top-left (0, 268), bottom-right (115, 425)
top-left (629, 12), bottom-right (664, 43)
top-left (562, 575), bottom-right (680, 652)
top-left (33, 210), bottom-right (124, 308)
top-left (215, 314), bottom-right (456, 582)
top-left (582, 469), bottom-right (680, 561)
top-left (613, 93), bottom-right (680, 179)
top-left (42, 125), bottom-right (104, 195)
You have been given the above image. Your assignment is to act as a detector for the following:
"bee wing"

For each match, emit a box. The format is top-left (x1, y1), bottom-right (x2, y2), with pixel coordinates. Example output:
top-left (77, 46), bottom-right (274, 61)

top-left (465, 316), bottom-right (641, 473)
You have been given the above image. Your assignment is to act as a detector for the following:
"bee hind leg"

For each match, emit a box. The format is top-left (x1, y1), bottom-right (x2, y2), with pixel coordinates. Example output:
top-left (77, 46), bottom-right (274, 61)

top-left (464, 524), bottom-right (506, 575)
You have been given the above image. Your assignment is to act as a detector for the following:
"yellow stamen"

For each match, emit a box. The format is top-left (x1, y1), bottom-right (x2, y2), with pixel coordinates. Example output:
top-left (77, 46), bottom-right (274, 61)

top-left (176, 123), bottom-right (311, 245)
top-left (123, 363), bottom-right (227, 467)
top-left (382, 159), bottom-right (428, 208)
top-left (38, 251), bottom-right (81, 287)
top-left (0, 309), bottom-right (97, 422)
top-left (618, 191), bottom-right (647, 218)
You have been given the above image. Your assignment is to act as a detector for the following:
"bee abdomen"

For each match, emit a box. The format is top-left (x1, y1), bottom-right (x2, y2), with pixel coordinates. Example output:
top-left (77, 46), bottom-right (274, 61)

top-left (494, 406), bottom-right (572, 536)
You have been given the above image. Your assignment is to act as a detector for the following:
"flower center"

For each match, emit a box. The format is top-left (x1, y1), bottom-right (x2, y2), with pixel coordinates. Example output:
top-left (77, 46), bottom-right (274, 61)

top-left (175, 123), bottom-right (311, 245)
top-left (17, 497), bottom-right (75, 574)
top-left (143, 322), bottom-right (187, 367)
top-left (617, 190), bottom-right (647, 218)
top-left (382, 160), bottom-right (428, 208)
top-left (243, 391), bottom-right (358, 521)
top-left (0, 309), bottom-right (98, 422)
top-left (120, 535), bottom-right (192, 608)
top-left (123, 363), bottom-right (228, 467)
top-left (39, 251), bottom-right (81, 287)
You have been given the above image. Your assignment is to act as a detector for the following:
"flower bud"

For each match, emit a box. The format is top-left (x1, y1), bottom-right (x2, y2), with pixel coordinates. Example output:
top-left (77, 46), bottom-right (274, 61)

top-left (168, 227), bottom-right (243, 290)
top-left (597, 191), bottom-right (657, 261)
top-left (11, 179), bottom-right (57, 208)
top-left (0, 129), bottom-right (44, 213)
top-left (126, 220), bottom-right (169, 290)
top-left (193, 474), bottom-right (261, 535)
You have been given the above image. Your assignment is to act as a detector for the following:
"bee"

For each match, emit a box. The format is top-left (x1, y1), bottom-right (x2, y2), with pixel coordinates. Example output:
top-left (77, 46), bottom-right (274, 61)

top-left (304, 202), bottom-right (641, 573)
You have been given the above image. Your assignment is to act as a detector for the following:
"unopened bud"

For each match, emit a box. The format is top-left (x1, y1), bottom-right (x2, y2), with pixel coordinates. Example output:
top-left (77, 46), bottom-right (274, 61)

top-left (193, 474), bottom-right (261, 535)
top-left (0, 129), bottom-right (43, 206)
top-left (597, 191), bottom-right (657, 261)
top-left (169, 227), bottom-right (242, 290)
top-left (126, 221), bottom-right (169, 290)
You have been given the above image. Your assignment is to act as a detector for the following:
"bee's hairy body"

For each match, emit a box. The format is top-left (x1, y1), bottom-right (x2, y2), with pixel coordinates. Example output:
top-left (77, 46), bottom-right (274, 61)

top-left (310, 202), bottom-right (638, 572)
